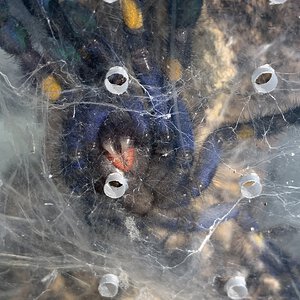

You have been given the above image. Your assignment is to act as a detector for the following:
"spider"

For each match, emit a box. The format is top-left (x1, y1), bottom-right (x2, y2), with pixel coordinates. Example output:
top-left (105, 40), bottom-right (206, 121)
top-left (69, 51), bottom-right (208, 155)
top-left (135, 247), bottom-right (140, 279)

top-left (0, 0), bottom-right (300, 298)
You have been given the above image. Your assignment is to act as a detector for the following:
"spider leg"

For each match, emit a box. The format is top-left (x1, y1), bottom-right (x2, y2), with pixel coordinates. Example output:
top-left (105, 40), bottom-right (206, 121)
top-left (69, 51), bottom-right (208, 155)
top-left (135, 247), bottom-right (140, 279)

top-left (121, 0), bottom-right (196, 167)
top-left (0, 0), bottom-right (42, 72)
top-left (167, 0), bottom-right (203, 166)
top-left (192, 133), bottom-right (223, 196)
top-left (249, 106), bottom-right (300, 139)
top-left (241, 230), bottom-right (300, 298)
top-left (261, 239), bottom-right (300, 298)
top-left (0, 0), bottom-right (84, 102)
top-left (27, 0), bottom-right (111, 78)
top-left (121, 4), bottom-right (170, 143)
top-left (192, 106), bottom-right (300, 196)
top-left (168, 0), bottom-right (203, 69)
top-left (62, 103), bottom-right (112, 193)
top-left (1, 0), bottom-right (114, 87)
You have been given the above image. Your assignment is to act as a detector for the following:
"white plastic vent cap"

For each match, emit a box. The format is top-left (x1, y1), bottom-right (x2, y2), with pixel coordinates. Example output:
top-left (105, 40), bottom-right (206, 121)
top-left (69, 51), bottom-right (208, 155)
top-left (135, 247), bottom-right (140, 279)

top-left (239, 173), bottom-right (262, 199)
top-left (105, 66), bottom-right (129, 95)
top-left (251, 64), bottom-right (278, 94)
top-left (98, 274), bottom-right (119, 298)
top-left (104, 173), bottom-right (128, 199)
top-left (269, 0), bottom-right (287, 5)
top-left (224, 276), bottom-right (248, 300)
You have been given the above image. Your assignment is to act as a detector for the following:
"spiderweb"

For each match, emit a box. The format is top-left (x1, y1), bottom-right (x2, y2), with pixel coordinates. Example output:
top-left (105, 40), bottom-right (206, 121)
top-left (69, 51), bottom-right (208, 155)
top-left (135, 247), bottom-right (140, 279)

top-left (0, 0), bottom-right (300, 299)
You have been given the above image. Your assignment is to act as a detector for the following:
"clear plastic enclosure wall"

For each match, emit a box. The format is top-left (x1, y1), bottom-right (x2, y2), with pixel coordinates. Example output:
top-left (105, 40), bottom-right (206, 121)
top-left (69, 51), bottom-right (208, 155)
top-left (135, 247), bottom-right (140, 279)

top-left (0, 0), bottom-right (300, 299)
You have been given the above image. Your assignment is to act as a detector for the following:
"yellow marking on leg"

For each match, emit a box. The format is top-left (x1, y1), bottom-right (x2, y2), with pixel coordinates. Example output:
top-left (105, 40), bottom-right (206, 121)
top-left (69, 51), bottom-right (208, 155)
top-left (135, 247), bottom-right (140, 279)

top-left (237, 125), bottom-right (255, 139)
top-left (166, 58), bottom-right (183, 81)
top-left (41, 75), bottom-right (62, 102)
top-left (213, 178), bottom-right (240, 194)
top-left (261, 274), bottom-right (281, 293)
top-left (121, 0), bottom-right (143, 30)
top-left (165, 233), bottom-right (187, 249)
top-left (251, 232), bottom-right (265, 250)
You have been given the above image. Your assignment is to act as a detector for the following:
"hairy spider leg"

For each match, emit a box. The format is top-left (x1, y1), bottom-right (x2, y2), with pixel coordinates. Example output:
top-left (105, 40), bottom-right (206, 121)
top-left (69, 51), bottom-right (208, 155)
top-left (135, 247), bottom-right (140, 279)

top-left (235, 231), bottom-right (300, 298)
top-left (260, 240), bottom-right (300, 298)
top-left (122, 22), bottom-right (173, 142)
top-left (120, 0), bottom-right (202, 218)
top-left (164, 0), bottom-right (203, 202)
top-left (0, 0), bottom-right (42, 72)
top-left (192, 105), bottom-right (300, 197)
top-left (62, 104), bottom-right (112, 193)
top-left (0, 0), bottom-right (83, 101)
top-left (0, 1), bottom-right (71, 102)
top-left (18, 0), bottom-right (118, 84)
top-left (168, 0), bottom-right (203, 72)
top-left (121, 0), bottom-right (195, 169)
top-left (154, 107), bottom-right (300, 236)
top-left (5, 0), bottom-right (78, 65)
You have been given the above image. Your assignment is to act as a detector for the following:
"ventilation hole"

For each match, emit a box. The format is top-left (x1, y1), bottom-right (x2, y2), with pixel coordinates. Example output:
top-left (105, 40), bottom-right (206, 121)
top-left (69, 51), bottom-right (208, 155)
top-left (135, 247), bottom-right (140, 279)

top-left (98, 274), bottom-right (119, 298)
top-left (104, 173), bottom-right (128, 199)
top-left (105, 66), bottom-right (129, 95)
top-left (239, 173), bottom-right (262, 199)
top-left (255, 72), bottom-right (272, 85)
top-left (108, 73), bottom-right (127, 85)
top-left (109, 180), bottom-right (123, 188)
top-left (243, 180), bottom-right (255, 188)
top-left (251, 64), bottom-right (278, 94)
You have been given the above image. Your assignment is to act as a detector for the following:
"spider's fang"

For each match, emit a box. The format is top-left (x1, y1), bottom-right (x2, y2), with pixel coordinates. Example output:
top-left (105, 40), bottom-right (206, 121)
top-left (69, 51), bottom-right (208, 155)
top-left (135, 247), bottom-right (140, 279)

top-left (103, 139), bottom-right (136, 172)
top-left (106, 147), bottom-right (135, 173)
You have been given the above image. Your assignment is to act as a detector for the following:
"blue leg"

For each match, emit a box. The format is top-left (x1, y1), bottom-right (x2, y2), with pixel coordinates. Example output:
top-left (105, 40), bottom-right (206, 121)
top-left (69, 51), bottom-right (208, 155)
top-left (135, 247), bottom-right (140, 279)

top-left (172, 94), bottom-right (195, 169)
top-left (192, 105), bottom-right (300, 197)
top-left (124, 31), bottom-right (173, 146)
top-left (122, 0), bottom-right (196, 174)
top-left (259, 239), bottom-right (300, 298)
top-left (168, 0), bottom-right (203, 68)
top-left (192, 133), bottom-right (222, 196)
top-left (0, 0), bottom-right (43, 72)
top-left (62, 104), bottom-right (111, 193)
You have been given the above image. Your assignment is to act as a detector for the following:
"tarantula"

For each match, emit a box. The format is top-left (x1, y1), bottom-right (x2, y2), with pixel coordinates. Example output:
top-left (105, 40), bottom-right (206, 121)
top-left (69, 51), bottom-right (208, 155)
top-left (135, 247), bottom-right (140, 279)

top-left (1, 0), bottom-right (300, 298)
